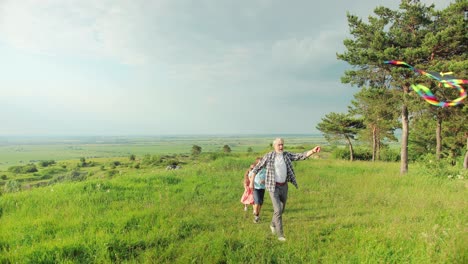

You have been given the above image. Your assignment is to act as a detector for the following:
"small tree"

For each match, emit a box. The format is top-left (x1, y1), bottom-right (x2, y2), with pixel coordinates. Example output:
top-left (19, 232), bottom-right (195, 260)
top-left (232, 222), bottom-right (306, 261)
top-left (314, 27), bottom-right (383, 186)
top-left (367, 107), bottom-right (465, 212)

top-left (247, 147), bottom-right (253, 153)
top-left (223, 145), bottom-right (231, 153)
top-left (317, 112), bottom-right (365, 161)
top-left (192, 145), bottom-right (202, 156)
top-left (79, 157), bottom-right (87, 167)
top-left (129, 154), bottom-right (136, 161)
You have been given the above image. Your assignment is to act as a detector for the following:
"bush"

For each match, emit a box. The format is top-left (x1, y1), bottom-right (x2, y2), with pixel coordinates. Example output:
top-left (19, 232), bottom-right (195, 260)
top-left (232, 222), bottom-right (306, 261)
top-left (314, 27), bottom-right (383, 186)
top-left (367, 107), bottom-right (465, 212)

top-left (3, 180), bottom-right (21, 193)
top-left (142, 154), bottom-right (162, 166)
top-left (164, 159), bottom-right (179, 166)
top-left (111, 161), bottom-right (122, 167)
top-left (416, 154), bottom-right (464, 179)
top-left (67, 170), bottom-right (87, 181)
top-left (332, 147), bottom-right (399, 161)
top-left (38, 160), bottom-right (56, 167)
top-left (8, 164), bottom-right (38, 174)
top-left (107, 170), bottom-right (118, 177)
top-left (380, 148), bottom-right (400, 162)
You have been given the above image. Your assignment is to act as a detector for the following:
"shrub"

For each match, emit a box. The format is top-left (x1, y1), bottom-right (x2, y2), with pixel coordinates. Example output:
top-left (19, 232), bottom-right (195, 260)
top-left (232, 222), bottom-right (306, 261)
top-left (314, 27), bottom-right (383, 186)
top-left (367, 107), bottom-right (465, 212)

top-left (380, 148), bottom-right (400, 162)
top-left (7, 164), bottom-right (38, 174)
top-left (3, 180), bottom-right (21, 193)
top-left (416, 154), bottom-right (464, 178)
top-left (164, 159), bottom-right (179, 166)
top-left (332, 147), bottom-right (397, 161)
top-left (223, 145), bottom-right (231, 153)
top-left (107, 170), bottom-right (118, 177)
top-left (111, 161), bottom-right (121, 167)
top-left (142, 154), bottom-right (162, 166)
top-left (192, 145), bottom-right (202, 156)
top-left (38, 160), bottom-right (56, 167)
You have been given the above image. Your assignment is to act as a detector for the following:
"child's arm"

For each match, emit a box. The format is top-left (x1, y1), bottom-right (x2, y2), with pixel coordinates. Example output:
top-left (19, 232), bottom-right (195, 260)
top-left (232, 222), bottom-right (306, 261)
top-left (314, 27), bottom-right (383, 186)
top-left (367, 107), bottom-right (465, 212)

top-left (249, 171), bottom-right (255, 190)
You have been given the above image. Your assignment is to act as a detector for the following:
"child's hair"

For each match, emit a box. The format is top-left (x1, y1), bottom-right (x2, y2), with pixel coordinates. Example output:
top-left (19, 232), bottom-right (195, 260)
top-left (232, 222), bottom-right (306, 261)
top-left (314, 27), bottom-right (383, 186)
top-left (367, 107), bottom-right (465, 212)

top-left (254, 157), bottom-right (261, 165)
top-left (244, 157), bottom-right (261, 185)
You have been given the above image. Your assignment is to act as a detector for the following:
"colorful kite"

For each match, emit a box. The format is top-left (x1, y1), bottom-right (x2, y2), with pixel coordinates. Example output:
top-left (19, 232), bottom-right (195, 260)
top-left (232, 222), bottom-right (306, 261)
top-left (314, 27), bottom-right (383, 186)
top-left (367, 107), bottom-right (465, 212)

top-left (384, 60), bottom-right (467, 107)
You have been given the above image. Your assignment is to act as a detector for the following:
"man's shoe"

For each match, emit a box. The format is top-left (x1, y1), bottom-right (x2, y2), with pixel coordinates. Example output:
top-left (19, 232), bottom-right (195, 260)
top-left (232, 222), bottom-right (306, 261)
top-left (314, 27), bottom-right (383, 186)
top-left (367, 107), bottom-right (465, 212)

top-left (270, 225), bottom-right (276, 235)
top-left (254, 216), bottom-right (260, 223)
top-left (278, 237), bottom-right (286, 242)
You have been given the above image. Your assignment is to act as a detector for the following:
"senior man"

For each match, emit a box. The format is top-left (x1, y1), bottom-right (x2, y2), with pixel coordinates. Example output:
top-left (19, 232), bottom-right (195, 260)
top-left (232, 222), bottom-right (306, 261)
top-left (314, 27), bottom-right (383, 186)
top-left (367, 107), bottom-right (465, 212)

top-left (250, 138), bottom-right (321, 241)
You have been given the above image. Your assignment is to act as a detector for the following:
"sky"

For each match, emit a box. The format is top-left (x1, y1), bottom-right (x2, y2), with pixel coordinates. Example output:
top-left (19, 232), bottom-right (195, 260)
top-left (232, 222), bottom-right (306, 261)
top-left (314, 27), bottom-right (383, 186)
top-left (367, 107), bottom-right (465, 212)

top-left (0, 0), bottom-right (454, 136)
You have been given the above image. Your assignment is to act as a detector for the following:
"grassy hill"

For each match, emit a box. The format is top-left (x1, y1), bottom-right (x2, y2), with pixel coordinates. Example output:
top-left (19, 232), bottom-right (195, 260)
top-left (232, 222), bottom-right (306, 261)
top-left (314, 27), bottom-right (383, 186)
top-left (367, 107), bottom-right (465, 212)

top-left (0, 152), bottom-right (466, 263)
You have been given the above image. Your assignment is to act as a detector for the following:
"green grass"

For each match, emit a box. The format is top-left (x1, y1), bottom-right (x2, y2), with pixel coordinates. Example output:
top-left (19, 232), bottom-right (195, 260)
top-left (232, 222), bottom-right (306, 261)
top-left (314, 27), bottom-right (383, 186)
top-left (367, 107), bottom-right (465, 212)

top-left (0, 135), bottom-right (326, 170)
top-left (0, 155), bottom-right (466, 263)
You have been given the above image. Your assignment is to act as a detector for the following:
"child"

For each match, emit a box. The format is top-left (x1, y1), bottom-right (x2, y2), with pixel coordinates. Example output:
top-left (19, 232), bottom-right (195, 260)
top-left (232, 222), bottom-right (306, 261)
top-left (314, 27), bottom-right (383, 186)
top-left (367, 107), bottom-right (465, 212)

top-left (240, 163), bottom-right (255, 211)
top-left (249, 158), bottom-right (266, 223)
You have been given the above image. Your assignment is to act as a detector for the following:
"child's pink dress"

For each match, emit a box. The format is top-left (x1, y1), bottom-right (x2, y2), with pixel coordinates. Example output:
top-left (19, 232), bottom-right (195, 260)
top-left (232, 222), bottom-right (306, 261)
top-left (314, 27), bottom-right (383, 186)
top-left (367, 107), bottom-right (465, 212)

top-left (240, 178), bottom-right (254, 205)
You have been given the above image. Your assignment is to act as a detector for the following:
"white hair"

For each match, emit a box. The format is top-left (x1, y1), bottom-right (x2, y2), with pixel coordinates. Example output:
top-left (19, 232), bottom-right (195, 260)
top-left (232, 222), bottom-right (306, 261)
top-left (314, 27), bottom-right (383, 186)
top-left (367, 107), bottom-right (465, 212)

top-left (273, 138), bottom-right (284, 146)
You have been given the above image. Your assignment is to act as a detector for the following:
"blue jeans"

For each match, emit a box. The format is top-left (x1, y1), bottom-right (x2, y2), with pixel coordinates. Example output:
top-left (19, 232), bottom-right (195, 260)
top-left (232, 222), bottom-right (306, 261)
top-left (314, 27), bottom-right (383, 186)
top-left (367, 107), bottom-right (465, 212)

top-left (269, 184), bottom-right (288, 237)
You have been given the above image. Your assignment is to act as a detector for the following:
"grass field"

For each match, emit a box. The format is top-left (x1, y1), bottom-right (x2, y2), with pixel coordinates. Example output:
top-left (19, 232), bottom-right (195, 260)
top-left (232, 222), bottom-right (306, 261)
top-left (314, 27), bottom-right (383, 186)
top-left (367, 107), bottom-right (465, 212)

top-left (0, 135), bottom-right (326, 170)
top-left (0, 150), bottom-right (466, 263)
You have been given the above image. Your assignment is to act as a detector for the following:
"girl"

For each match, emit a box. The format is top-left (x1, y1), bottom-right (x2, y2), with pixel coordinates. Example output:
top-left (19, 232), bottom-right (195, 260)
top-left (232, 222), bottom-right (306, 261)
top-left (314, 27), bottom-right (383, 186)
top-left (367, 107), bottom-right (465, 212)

top-left (240, 162), bottom-right (255, 211)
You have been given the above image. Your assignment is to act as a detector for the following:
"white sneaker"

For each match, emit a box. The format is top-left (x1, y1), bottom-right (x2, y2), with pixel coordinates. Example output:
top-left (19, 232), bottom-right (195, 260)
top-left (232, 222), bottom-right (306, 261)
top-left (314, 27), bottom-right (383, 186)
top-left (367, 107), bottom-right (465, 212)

top-left (244, 205), bottom-right (248, 211)
top-left (278, 237), bottom-right (286, 242)
top-left (254, 216), bottom-right (260, 223)
top-left (270, 225), bottom-right (276, 235)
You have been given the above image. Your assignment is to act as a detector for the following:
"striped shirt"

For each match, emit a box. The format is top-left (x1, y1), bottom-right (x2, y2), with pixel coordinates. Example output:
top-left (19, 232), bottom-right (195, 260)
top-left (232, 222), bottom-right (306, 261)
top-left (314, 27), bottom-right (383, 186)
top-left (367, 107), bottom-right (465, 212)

top-left (251, 151), bottom-right (309, 192)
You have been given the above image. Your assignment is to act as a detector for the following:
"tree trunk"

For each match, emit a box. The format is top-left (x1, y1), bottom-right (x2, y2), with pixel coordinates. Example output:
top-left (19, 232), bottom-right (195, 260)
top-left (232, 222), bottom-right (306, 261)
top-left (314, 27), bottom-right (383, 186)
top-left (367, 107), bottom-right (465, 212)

top-left (464, 135), bottom-right (468, 170)
top-left (436, 117), bottom-right (442, 160)
top-left (346, 136), bottom-right (354, 162)
top-left (376, 129), bottom-right (381, 161)
top-left (372, 125), bottom-right (377, 162)
top-left (400, 102), bottom-right (409, 174)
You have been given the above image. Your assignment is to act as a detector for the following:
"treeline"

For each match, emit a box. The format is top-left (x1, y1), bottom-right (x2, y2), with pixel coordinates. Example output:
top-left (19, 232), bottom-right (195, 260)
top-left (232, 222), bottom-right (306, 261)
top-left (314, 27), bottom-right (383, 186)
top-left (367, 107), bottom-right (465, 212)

top-left (317, 0), bottom-right (467, 173)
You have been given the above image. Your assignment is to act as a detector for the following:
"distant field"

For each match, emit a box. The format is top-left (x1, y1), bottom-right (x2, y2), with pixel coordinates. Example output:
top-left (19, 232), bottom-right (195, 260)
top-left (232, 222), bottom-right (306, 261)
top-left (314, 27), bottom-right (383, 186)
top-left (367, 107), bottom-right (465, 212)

top-left (0, 135), bottom-right (326, 170)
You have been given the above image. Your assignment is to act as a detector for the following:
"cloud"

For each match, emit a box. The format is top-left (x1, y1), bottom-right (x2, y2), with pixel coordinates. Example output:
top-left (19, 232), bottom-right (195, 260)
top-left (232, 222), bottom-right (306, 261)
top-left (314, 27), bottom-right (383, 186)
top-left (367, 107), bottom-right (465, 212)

top-left (0, 0), bottom-right (457, 136)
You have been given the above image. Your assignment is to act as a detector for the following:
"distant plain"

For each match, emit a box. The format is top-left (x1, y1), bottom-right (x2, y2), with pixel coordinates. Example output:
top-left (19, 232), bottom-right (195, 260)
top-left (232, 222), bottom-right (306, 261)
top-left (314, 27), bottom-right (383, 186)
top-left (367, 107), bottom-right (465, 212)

top-left (0, 134), bottom-right (326, 170)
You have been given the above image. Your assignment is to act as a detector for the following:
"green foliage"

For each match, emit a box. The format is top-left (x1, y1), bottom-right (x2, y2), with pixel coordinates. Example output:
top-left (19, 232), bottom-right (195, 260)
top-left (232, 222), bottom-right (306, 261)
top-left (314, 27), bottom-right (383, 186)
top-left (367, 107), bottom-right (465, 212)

top-left (207, 152), bottom-right (228, 161)
top-left (49, 169), bottom-right (88, 184)
top-left (331, 146), bottom-right (400, 162)
top-left (192, 145), bottom-right (202, 156)
top-left (3, 180), bottom-right (21, 193)
top-left (335, 0), bottom-right (468, 171)
top-left (332, 147), bottom-right (372, 161)
top-left (415, 154), bottom-right (467, 179)
top-left (379, 147), bottom-right (401, 162)
top-left (141, 154), bottom-right (162, 166)
top-left (317, 113), bottom-right (365, 143)
top-left (7, 164), bottom-right (38, 174)
top-left (222, 144), bottom-right (231, 153)
top-left (38, 160), bottom-right (56, 167)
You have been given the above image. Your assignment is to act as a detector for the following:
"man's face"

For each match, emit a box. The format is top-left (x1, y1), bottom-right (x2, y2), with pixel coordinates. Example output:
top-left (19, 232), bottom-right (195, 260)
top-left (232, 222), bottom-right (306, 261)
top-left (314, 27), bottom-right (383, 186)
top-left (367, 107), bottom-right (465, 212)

top-left (274, 141), bottom-right (284, 153)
